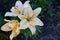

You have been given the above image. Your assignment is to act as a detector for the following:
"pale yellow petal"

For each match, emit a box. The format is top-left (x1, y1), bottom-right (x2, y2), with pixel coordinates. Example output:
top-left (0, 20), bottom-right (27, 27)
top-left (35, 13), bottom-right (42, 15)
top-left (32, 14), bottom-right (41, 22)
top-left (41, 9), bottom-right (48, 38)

top-left (1, 23), bottom-right (12, 31)
top-left (10, 26), bottom-right (20, 40)
top-left (4, 19), bottom-right (19, 29)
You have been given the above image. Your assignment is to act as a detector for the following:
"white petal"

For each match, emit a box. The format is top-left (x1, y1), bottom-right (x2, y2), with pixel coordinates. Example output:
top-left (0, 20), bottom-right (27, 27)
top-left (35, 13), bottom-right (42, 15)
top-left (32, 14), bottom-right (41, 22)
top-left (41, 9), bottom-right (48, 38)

top-left (23, 1), bottom-right (33, 18)
top-left (30, 17), bottom-right (44, 26)
top-left (8, 23), bottom-right (15, 29)
top-left (23, 5), bottom-right (33, 18)
top-left (33, 7), bottom-right (42, 17)
top-left (24, 1), bottom-right (30, 4)
top-left (15, 1), bottom-right (23, 14)
top-left (15, 1), bottom-right (23, 7)
top-left (29, 25), bottom-right (36, 35)
top-left (10, 7), bottom-right (20, 15)
top-left (24, 1), bottom-right (30, 8)
top-left (10, 26), bottom-right (20, 40)
top-left (5, 12), bottom-right (18, 17)
top-left (10, 7), bottom-right (14, 12)
top-left (1, 23), bottom-right (12, 31)
top-left (20, 19), bottom-right (29, 29)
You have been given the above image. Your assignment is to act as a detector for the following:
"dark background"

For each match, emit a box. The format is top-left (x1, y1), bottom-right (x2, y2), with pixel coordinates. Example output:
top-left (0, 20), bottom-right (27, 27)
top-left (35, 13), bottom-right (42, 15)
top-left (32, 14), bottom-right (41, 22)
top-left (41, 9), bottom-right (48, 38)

top-left (0, 0), bottom-right (60, 40)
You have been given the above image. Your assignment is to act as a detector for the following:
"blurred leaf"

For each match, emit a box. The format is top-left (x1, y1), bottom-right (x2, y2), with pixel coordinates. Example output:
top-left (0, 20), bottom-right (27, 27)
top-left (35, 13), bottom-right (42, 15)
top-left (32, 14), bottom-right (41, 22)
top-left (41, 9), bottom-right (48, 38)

top-left (44, 0), bottom-right (52, 5)
top-left (0, 34), bottom-right (3, 40)
top-left (21, 28), bottom-right (32, 38)
top-left (3, 0), bottom-right (8, 3)
top-left (0, 12), bottom-right (6, 27)
top-left (20, 25), bottom-right (42, 40)
top-left (11, 16), bottom-right (20, 22)
top-left (57, 12), bottom-right (60, 17)
top-left (47, 24), bottom-right (55, 29)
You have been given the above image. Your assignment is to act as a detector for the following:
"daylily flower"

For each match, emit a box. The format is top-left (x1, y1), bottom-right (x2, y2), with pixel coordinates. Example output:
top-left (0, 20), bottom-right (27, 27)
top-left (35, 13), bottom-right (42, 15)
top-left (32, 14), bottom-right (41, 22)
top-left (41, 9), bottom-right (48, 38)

top-left (5, 0), bottom-right (30, 17)
top-left (18, 3), bottom-right (44, 35)
top-left (1, 19), bottom-right (20, 40)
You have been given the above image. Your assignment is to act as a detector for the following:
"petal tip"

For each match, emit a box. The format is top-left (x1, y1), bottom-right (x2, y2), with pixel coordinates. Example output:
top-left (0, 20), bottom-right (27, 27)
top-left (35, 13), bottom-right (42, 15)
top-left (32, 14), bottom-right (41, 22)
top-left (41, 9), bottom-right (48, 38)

top-left (5, 12), bottom-right (8, 17)
top-left (40, 23), bottom-right (44, 26)
top-left (15, 0), bottom-right (22, 6)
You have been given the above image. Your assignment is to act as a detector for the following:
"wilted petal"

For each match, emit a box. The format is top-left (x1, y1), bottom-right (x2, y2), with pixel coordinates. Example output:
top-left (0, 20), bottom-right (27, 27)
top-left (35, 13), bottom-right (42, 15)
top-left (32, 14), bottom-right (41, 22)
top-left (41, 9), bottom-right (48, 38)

top-left (20, 19), bottom-right (29, 29)
top-left (33, 7), bottom-right (42, 17)
top-left (30, 17), bottom-right (44, 26)
top-left (1, 23), bottom-right (12, 31)
top-left (10, 26), bottom-right (20, 40)
top-left (29, 24), bottom-right (36, 35)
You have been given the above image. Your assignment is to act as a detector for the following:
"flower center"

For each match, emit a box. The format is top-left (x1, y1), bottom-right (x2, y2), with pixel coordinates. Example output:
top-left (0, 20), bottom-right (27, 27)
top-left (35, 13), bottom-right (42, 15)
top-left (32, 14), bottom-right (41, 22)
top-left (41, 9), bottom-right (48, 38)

top-left (26, 18), bottom-right (32, 21)
top-left (27, 18), bottom-right (30, 21)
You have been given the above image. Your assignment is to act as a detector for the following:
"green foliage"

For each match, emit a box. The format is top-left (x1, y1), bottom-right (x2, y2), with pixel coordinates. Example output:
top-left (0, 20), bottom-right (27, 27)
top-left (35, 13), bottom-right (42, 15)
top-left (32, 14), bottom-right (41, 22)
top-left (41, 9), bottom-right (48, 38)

top-left (21, 28), bottom-right (32, 38)
top-left (0, 12), bottom-right (6, 27)
top-left (0, 34), bottom-right (3, 40)
top-left (11, 16), bottom-right (20, 22)
top-left (20, 26), bottom-right (42, 40)
top-left (57, 12), bottom-right (60, 17)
